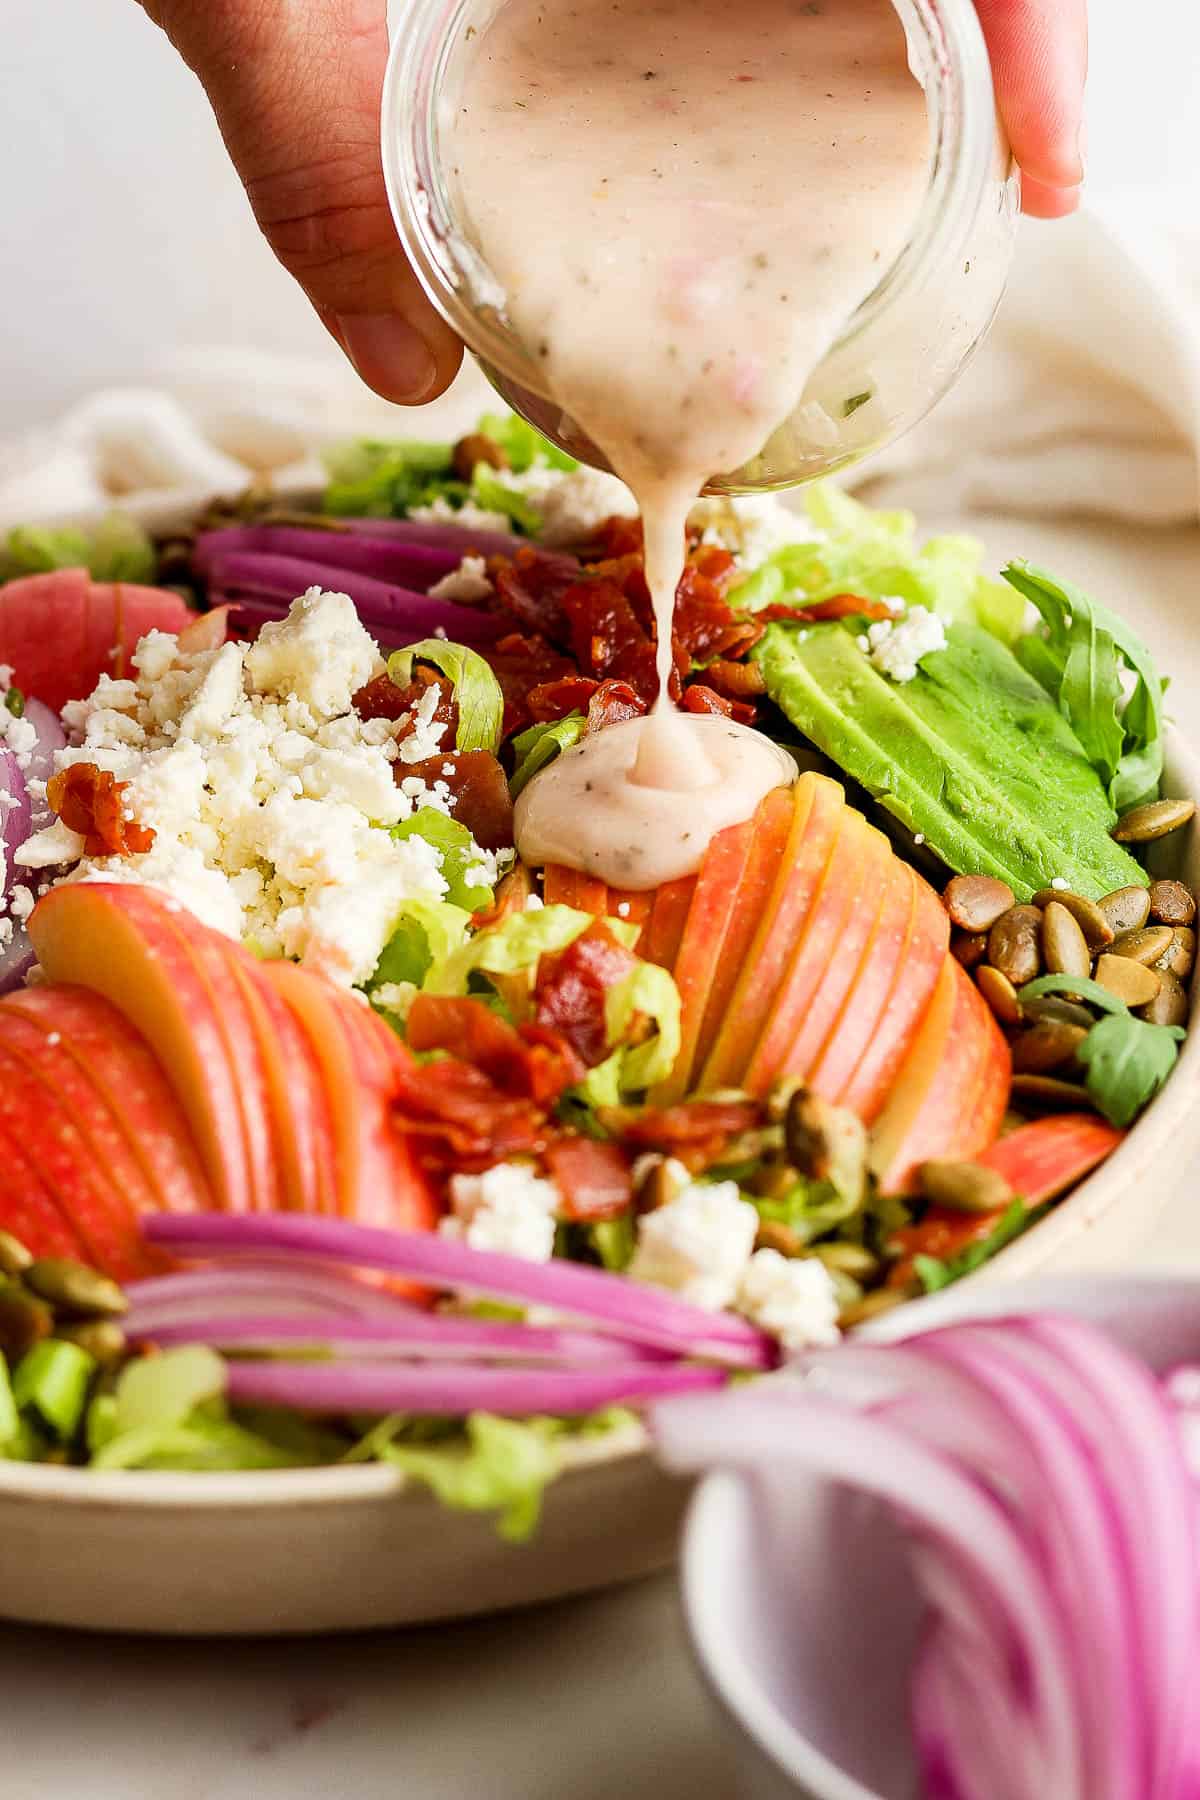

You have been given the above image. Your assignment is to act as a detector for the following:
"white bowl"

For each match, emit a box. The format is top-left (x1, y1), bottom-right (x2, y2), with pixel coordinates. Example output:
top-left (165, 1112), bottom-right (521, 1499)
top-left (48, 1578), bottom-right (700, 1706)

top-left (681, 1275), bottom-right (1200, 1800)
top-left (0, 484), bottom-right (1196, 1636)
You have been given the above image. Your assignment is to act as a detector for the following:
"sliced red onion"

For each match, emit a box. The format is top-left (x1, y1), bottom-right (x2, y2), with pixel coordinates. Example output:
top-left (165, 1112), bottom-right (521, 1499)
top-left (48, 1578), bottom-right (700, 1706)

top-left (331, 518), bottom-right (527, 558)
top-left (21, 697), bottom-right (66, 795)
top-left (123, 1264), bottom-right (425, 1324)
top-left (195, 526), bottom-right (467, 591)
top-left (0, 746), bottom-right (31, 901)
top-left (225, 1356), bottom-right (726, 1416)
top-left (0, 927), bottom-right (35, 995)
top-left (207, 550), bottom-right (505, 642)
top-left (142, 1214), bottom-right (776, 1369)
top-left (131, 1310), bottom-right (671, 1365)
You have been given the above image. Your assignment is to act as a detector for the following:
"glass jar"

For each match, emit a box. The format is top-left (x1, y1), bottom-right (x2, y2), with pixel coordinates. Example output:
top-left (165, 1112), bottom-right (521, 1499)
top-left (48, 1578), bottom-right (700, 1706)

top-left (382, 0), bottom-right (1019, 493)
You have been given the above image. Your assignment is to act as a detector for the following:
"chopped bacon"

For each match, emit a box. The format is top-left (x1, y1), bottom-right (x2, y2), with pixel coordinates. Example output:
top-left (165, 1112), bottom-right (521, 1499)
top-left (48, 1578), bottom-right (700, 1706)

top-left (602, 1097), bottom-right (765, 1171)
top-left (581, 515), bottom-right (644, 560)
top-left (472, 862), bottom-right (534, 928)
top-left (392, 1057), bottom-right (553, 1172)
top-left (760, 593), bottom-right (896, 624)
top-left (527, 675), bottom-right (600, 724)
top-left (680, 684), bottom-right (734, 718)
top-left (46, 764), bottom-right (155, 857)
top-left (406, 994), bottom-right (583, 1107)
top-left (534, 922), bottom-right (641, 1067)
top-left (544, 1137), bottom-right (633, 1222)
top-left (587, 679), bottom-right (646, 730)
top-left (489, 545), bottom-right (581, 638)
top-left (400, 749), bottom-right (513, 851)
top-left (353, 672), bottom-right (411, 721)
top-left (687, 542), bottom-right (738, 590)
top-left (703, 658), bottom-right (766, 700)
top-left (485, 631), bottom-right (577, 735)
top-left (561, 579), bottom-right (646, 679)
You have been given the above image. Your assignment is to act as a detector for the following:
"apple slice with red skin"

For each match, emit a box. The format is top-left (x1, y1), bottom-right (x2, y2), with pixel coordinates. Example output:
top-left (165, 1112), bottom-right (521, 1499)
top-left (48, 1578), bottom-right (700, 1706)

top-left (330, 988), bottom-right (439, 1233)
top-left (539, 868), bottom-right (653, 953)
top-left (0, 1040), bottom-right (160, 1279)
top-left (806, 855), bottom-right (914, 1109)
top-left (641, 875), bottom-right (697, 971)
top-left (839, 863), bottom-right (951, 1123)
top-left (748, 809), bottom-right (891, 1095)
top-left (870, 956), bottom-right (1011, 1195)
top-left (1, 987), bottom-right (211, 1214)
top-left (701, 773), bottom-right (844, 1092)
top-left (0, 1117), bottom-right (91, 1263)
top-left (29, 882), bottom-right (255, 1213)
top-left (978, 1114), bottom-right (1124, 1204)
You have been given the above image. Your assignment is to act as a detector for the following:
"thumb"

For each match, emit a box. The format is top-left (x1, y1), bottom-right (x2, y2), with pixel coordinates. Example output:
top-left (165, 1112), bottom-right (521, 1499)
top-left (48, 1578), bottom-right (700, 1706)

top-left (144, 0), bottom-right (463, 403)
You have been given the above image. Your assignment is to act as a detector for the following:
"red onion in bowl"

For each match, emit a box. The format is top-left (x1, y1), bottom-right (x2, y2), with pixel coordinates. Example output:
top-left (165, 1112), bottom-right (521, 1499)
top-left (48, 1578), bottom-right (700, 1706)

top-left (0, 746), bottom-right (31, 901)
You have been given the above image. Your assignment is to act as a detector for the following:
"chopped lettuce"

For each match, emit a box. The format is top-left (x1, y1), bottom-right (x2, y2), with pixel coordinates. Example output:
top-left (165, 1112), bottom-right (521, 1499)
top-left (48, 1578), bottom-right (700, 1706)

top-left (387, 640), bottom-right (504, 755)
top-left (368, 896), bottom-right (473, 996)
top-left (509, 714), bottom-right (587, 798)
top-left (392, 810), bottom-right (497, 913)
top-left (3, 511), bottom-right (157, 584)
top-left (733, 482), bottom-right (1026, 644)
top-left (13, 1340), bottom-right (96, 1439)
top-left (425, 903), bottom-right (637, 997)
top-left (380, 1411), bottom-right (560, 1542)
top-left (322, 439), bottom-right (462, 518)
top-left (915, 1200), bottom-right (1049, 1293)
top-left (476, 412), bottom-right (578, 474)
top-left (577, 959), bottom-right (682, 1103)
top-left (1003, 561), bottom-right (1165, 811)
top-left (0, 1353), bottom-right (19, 1449)
top-left (469, 465), bottom-right (542, 534)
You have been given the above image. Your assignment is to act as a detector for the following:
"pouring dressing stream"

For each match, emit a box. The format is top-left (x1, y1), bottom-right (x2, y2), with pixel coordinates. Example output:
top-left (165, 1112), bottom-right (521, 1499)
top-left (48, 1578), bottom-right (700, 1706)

top-left (448, 0), bottom-right (932, 887)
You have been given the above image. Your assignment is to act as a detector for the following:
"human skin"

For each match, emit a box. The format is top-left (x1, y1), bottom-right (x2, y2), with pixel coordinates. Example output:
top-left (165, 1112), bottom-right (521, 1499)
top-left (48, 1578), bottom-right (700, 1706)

top-left (139, 0), bottom-right (1087, 405)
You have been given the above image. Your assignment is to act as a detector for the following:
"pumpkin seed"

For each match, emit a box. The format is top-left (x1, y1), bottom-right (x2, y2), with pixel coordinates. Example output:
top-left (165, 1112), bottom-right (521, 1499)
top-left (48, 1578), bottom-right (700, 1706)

top-left (23, 1259), bottom-right (129, 1320)
top-left (976, 964), bottom-right (1021, 1025)
top-left (951, 932), bottom-right (988, 970)
top-left (943, 875), bottom-right (1016, 933)
top-left (60, 1319), bottom-right (127, 1365)
top-left (828, 1271), bottom-right (865, 1312)
top-left (1109, 924), bottom-right (1175, 967)
top-left (987, 905), bottom-right (1043, 986)
top-left (1142, 969), bottom-right (1190, 1028)
top-left (812, 1242), bottom-right (880, 1279)
top-left (634, 1157), bottom-right (685, 1213)
top-left (1094, 953), bottom-right (1162, 1008)
top-left (1011, 1019), bottom-right (1088, 1073)
top-left (1149, 879), bottom-right (1196, 928)
top-left (0, 1284), bottom-right (54, 1362)
top-left (1113, 798), bottom-right (1196, 843)
top-left (1042, 901), bottom-right (1092, 979)
top-left (1156, 927), bottom-right (1195, 981)
top-left (840, 1288), bottom-right (911, 1328)
top-left (784, 1088), bottom-right (868, 1205)
top-left (755, 1220), bottom-right (805, 1257)
top-left (918, 1159), bottom-right (1014, 1213)
top-left (1020, 994), bottom-right (1095, 1031)
top-left (0, 1230), bottom-right (32, 1279)
top-left (1010, 1073), bottom-right (1097, 1110)
top-left (1031, 889), bottom-right (1113, 949)
top-left (1098, 886), bottom-right (1152, 936)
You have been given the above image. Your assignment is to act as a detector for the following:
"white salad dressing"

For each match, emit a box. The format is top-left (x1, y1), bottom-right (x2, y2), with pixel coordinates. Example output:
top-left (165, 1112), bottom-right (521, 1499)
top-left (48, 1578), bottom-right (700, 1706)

top-left (451, 0), bottom-right (931, 887)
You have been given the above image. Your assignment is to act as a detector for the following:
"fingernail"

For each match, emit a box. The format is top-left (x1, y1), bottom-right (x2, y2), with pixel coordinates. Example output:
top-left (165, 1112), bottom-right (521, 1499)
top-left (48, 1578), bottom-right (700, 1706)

top-left (335, 314), bottom-right (438, 404)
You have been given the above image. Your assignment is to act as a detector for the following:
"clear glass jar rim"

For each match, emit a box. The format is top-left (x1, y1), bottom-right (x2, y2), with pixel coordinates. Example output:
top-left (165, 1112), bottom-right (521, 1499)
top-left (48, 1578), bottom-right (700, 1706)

top-left (382, 0), bottom-right (1006, 403)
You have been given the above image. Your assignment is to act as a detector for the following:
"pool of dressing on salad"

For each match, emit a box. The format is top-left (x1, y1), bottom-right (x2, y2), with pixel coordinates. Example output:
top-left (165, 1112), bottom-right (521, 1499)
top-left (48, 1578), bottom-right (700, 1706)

top-left (452, 0), bottom-right (931, 888)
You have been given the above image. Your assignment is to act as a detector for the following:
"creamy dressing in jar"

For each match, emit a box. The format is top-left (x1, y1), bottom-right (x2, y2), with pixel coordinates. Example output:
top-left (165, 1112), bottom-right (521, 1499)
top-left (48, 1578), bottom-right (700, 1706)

top-left (451, 0), bottom-right (931, 887)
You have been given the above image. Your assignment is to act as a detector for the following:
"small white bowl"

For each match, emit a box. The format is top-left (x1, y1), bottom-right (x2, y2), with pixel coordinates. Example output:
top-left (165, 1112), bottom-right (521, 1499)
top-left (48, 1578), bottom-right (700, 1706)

top-left (680, 1275), bottom-right (1200, 1800)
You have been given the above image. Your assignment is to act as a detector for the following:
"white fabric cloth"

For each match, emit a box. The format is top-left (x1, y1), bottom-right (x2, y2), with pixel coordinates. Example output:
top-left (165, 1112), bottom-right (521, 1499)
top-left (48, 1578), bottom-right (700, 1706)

top-left (1, 198), bottom-right (1198, 531)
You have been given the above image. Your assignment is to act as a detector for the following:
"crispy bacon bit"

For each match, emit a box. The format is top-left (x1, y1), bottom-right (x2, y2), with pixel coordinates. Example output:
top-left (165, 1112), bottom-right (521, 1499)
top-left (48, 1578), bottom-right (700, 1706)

top-left (761, 594), bottom-right (896, 624)
top-left (489, 545), bottom-right (582, 638)
top-left (47, 764), bottom-right (155, 857)
top-left (484, 631), bottom-right (576, 735)
top-left (680, 684), bottom-right (734, 718)
top-left (401, 748), bottom-right (514, 851)
top-left (581, 515), bottom-right (644, 560)
top-left (544, 1137), bottom-right (633, 1222)
top-left (406, 994), bottom-right (583, 1107)
top-left (534, 922), bottom-right (640, 1067)
top-left (884, 1206), bottom-right (1007, 1290)
top-left (587, 679), bottom-right (646, 731)
top-left (392, 1057), bottom-right (553, 1173)
top-left (703, 658), bottom-right (767, 700)
top-left (601, 1097), bottom-right (765, 1172)
top-left (526, 675), bottom-right (601, 724)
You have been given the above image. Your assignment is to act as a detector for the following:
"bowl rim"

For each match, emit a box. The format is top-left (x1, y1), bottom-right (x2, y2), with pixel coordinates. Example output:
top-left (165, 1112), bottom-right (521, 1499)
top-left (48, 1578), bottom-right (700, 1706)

top-left (1, 482), bottom-right (1195, 1514)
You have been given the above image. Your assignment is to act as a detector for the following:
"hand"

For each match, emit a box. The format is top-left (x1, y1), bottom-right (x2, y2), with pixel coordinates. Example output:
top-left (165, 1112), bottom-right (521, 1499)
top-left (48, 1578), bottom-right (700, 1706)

top-left (140, 0), bottom-right (464, 405)
top-left (975, 0), bottom-right (1088, 218)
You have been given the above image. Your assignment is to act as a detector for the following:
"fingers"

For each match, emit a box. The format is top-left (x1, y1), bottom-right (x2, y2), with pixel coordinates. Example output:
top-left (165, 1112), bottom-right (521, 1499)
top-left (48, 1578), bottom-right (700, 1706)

top-left (974, 0), bottom-right (1088, 214)
top-left (144, 0), bottom-right (462, 403)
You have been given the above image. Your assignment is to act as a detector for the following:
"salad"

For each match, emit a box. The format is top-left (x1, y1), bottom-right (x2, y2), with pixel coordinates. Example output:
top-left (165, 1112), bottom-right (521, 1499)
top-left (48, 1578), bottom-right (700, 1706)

top-left (0, 412), bottom-right (1192, 1535)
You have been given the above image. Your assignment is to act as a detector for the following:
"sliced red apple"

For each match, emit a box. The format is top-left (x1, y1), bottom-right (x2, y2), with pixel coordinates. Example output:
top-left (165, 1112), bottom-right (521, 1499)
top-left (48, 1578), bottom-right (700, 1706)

top-left (0, 1117), bottom-right (91, 1263)
top-left (978, 1114), bottom-right (1124, 1204)
top-left (747, 809), bottom-right (890, 1094)
top-left (701, 773), bottom-right (844, 1091)
top-left (329, 989), bottom-right (439, 1233)
top-left (840, 865), bottom-right (951, 1123)
top-left (807, 855), bottom-right (913, 1108)
top-left (1, 987), bottom-right (212, 1214)
top-left (642, 875), bottom-right (697, 971)
top-left (28, 882), bottom-right (255, 1212)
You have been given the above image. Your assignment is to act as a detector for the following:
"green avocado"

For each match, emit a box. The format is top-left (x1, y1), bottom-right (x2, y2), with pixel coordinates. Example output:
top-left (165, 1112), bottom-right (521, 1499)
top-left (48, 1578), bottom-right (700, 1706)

top-left (754, 619), bottom-right (1148, 901)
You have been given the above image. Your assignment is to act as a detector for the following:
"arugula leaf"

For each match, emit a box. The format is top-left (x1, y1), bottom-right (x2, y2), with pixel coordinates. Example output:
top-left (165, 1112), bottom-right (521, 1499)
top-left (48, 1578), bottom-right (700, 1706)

top-left (1003, 561), bottom-right (1165, 810)
top-left (322, 439), bottom-right (460, 518)
top-left (392, 810), bottom-right (496, 913)
top-left (1017, 974), bottom-right (1185, 1127)
top-left (4, 511), bottom-right (157, 583)
top-left (915, 1199), bottom-right (1049, 1292)
top-left (509, 714), bottom-right (586, 797)
top-left (387, 640), bottom-right (503, 755)
top-left (476, 412), bottom-right (577, 473)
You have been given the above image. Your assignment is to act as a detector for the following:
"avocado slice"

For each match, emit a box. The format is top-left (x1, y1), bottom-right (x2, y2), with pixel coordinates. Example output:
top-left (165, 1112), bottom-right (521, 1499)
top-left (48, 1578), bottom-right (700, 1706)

top-left (754, 620), bottom-right (1147, 901)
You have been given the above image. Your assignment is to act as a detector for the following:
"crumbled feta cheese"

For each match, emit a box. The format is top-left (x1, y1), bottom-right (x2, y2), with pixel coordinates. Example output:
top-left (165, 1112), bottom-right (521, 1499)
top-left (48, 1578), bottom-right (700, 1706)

top-left (427, 555), bottom-right (493, 605)
top-left (440, 1161), bottom-right (560, 1263)
top-left (866, 606), bottom-right (947, 683)
top-left (1051, 877), bottom-right (1069, 891)
top-left (397, 682), bottom-right (450, 765)
top-left (16, 818), bottom-right (87, 869)
top-left (244, 588), bottom-right (383, 719)
top-left (913, 832), bottom-right (925, 846)
top-left (8, 885), bottom-right (35, 925)
top-left (371, 980), bottom-right (418, 1022)
top-left (513, 465), bottom-right (637, 546)
top-left (629, 1179), bottom-right (759, 1311)
top-left (408, 496), bottom-right (511, 534)
top-left (687, 492), bottom-right (821, 566)
top-left (735, 1250), bottom-right (841, 1353)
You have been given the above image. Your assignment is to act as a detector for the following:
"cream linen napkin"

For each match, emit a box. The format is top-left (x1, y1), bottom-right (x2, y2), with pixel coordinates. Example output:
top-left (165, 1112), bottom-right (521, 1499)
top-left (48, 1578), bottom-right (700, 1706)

top-left (1, 198), bottom-right (1197, 530)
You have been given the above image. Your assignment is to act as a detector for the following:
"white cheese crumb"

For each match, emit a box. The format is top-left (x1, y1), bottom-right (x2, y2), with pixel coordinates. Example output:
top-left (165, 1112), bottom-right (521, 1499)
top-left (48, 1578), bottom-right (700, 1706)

top-left (735, 1250), bottom-right (841, 1353)
top-left (866, 606), bottom-right (947, 684)
top-left (16, 818), bottom-right (88, 870)
top-left (371, 980), bottom-right (418, 1023)
top-left (687, 492), bottom-right (821, 566)
top-left (1051, 877), bottom-right (1069, 891)
top-left (244, 588), bottom-right (381, 720)
top-left (408, 496), bottom-right (511, 534)
top-left (913, 833), bottom-right (925, 846)
top-left (427, 554), bottom-right (493, 605)
top-left (629, 1179), bottom-right (759, 1311)
top-left (440, 1162), bottom-right (560, 1263)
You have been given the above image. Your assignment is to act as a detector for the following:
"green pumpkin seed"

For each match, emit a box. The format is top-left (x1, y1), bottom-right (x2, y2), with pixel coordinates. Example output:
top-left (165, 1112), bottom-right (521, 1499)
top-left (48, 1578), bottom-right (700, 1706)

top-left (987, 905), bottom-right (1043, 987)
top-left (0, 1230), bottom-right (32, 1279)
top-left (755, 1219), bottom-right (805, 1257)
top-left (812, 1242), bottom-right (880, 1280)
top-left (59, 1319), bottom-right (128, 1366)
top-left (23, 1259), bottom-right (129, 1320)
top-left (1094, 953), bottom-right (1163, 1008)
top-left (943, 875), bottom-right (1016, 933)
top-left (1156, 927), bottom-right (1195, 981)
top-left (918, 1160), bottom-right (1014, 1214)
top-left (1113, 798), bottom-right (1196, 843)
top-left (1019, 994), bottom-right (1095, 1031)
top-left (634, 1158), bottom-right (686, 1212)
top-left (1010, 1073), bottom-right (1097, 1110)
top-left (1011, 1019), bottom-right (1088, 1074)
top-left (784, 1089), bottom-right (867, 1205)
top-left (976, 964), bottom-right (1021, 1026)
top-left (1098, 886), bottom-right (1152, 936)
top-left (1142, 969), bottom-right (1189, 1027)
top-left (1031, 889), bottom-right (1113, 950)
top-left (1149, 880), bottom-right (1196, 928)
top-left (0, 1285), bottom-right (54, 1362)
top-left (1042, 901), bottom-right (1092, 980)
top-left (1109, 924), bottom-right (1175, 967)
